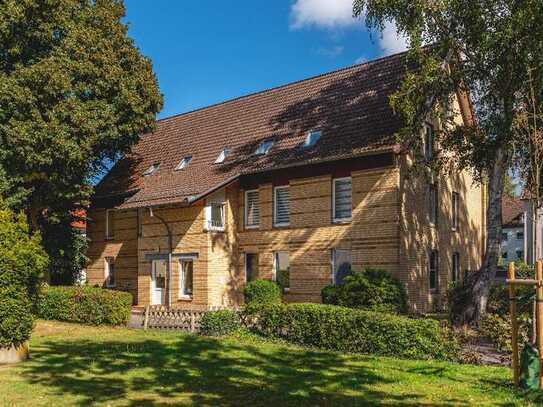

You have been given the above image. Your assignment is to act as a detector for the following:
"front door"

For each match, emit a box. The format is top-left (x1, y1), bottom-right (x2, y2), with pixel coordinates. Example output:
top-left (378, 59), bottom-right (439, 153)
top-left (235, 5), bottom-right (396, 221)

top-left (151, 259), bottom-right (167, 305)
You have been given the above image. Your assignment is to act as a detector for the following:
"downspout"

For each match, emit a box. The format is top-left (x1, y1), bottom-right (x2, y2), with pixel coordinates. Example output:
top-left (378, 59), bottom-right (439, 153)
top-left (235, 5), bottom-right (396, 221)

top-left (149, 207), bottom-right (173, 307)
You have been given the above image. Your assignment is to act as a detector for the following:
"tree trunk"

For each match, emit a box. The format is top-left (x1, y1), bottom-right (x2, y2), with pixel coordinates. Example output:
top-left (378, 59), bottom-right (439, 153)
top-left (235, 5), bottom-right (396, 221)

top-left (458, 148), bottom-right (507, 325)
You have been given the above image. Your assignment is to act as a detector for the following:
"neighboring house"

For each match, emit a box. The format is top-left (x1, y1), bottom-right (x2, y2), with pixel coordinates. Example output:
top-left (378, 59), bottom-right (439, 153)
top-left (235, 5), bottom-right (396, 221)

top-left (524, 198), bottom-right (543, 264)
top-left (501, 196), bottom-right (525, 263)
top-left (86, 51), bottom-right (486, 313)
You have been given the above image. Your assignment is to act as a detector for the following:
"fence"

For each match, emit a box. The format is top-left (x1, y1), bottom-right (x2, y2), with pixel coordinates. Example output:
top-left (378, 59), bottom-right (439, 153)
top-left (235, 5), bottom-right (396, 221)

top-left (142, 305), bottom-right (236, 332)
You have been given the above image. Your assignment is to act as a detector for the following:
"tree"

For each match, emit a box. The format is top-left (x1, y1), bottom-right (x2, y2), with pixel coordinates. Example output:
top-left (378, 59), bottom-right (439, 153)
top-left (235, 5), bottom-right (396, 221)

top-left (503, 173), bottom-right (519, 198)
top-left (0, 0), bottom-right (162, 280)
top-left (353, 0), bottom-right (543, 323)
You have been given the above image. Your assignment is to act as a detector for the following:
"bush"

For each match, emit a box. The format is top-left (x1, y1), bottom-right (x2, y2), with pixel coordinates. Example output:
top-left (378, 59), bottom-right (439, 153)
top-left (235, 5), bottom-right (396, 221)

top-left (0, 201), bottom-right (48, 347)
top-left (244, 280), bottom-right (282, 306)
top-left (200, 310), bottom-right (240, 336)
top-left (321, 268), bottom-right (408, 314)
top-left (253, 303), bottom-right (458, 360)
top-left (38, 286), bottom-right (132, 325)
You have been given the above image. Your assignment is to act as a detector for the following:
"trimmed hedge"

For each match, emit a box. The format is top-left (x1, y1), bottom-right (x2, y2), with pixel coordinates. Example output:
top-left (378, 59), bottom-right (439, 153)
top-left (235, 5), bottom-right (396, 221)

top-left (244, 280), bottom-right (282, 306)
top-left (38, 286), bottom-right (132, 326)
top-left (200, 310), bottom-right (240, 336)
top-left (0, 287), bottom-right (34, 347)
top-left (254, 303), bottom-right (458, 361)
top-left (322, 268), bottom-right (408, 314)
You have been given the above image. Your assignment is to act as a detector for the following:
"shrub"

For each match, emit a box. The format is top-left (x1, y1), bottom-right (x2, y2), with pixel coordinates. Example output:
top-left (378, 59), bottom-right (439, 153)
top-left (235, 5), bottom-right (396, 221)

top-left (38, 286), bottom-right (132, 325)
top-left (244, 280), bottom-right (282, 306)
top-left (321, 268), bottom-right (408, 314)
top-left (200, 310), bottom-right (240, 336)
top-left (254, 303), bottom-right (458, 361)
top-left (0, 201), bottom-right (48, 347)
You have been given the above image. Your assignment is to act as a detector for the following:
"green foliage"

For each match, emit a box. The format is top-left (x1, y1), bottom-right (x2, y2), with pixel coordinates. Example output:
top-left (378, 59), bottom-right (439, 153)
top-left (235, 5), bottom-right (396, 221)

top-left (0, 201), bottom-right (48, 346)
top-left (200, 310), bottom-right (241, 337)
top-left (276, 269), bottom-right (290, 291)
top-left (38, 286), bottom-right (132, 326)
top-left (253, 303), bottom-right (458, 361)
top-left (244, 280), bottom-right (282, 306)
top-left (480, 312), bottom-right (531, 354)
top-left (321, 268), bottom-right (408, 314)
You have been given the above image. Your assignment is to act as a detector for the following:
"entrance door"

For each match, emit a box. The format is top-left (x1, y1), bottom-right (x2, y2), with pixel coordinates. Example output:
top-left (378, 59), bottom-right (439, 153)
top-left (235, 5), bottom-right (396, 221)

top-left (151, 259), bottom-right (167, 305)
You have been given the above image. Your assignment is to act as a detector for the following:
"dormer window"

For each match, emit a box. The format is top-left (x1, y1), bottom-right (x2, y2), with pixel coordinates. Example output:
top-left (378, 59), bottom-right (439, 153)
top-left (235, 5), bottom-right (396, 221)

top-left (143, 162), bottom-right (160, 176)
top-left (303, 130), bottom-right (321, 148)
top-left (254, 140), bottom-right (274, 156)
top-left (215, 148), bottom-right (230, 164)
top-left (176, 156), bottom-right (192, 170)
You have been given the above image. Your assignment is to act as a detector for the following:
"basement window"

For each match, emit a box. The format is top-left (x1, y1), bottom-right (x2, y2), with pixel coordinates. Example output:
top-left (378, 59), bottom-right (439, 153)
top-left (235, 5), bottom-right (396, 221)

top-left (215, 148), bottom-right (230, 164)
top-left (254, 139), bottom-right (274, 156)
top-left (303, 129), bottom-right (321, 148)
top-left (143, 162), bottom-right (160, 176)
top-left (176, 156), bottom-right (192, 170)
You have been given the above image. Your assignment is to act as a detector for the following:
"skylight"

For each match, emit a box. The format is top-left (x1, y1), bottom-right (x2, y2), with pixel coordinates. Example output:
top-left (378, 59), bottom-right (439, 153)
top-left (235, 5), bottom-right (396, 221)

top-left (303, 130), bottom-right (321, 148)
top-left (215, 148), bottom-right (230, 164)
top-left (176, 156), bottom-right (192, 170)
top-left (254, 140), bottom-right (274, 156)
top-left (143, 162), bottom-right (160, 176)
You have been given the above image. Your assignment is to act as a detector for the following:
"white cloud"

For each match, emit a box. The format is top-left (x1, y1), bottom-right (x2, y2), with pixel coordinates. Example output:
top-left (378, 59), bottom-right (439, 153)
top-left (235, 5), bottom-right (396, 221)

top-left (377, 21), bottom-right (408, 56)
top-left (316, 45), bottom-right (345, 58)
top-left (290, 0), bottom-right (356, 30)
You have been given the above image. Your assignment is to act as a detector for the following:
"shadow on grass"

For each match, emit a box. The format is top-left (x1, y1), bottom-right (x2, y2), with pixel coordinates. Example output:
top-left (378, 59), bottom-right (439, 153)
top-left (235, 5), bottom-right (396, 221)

top-left (21, 333), bottom-right (496, 406)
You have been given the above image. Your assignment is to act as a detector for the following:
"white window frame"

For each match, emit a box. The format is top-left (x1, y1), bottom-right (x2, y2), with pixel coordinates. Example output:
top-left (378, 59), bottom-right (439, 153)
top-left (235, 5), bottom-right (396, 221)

top-left (175, 156), bottom-right (192, 171)
top-left (452, 191), bottom-right (459, 231)
top-left (143, 162), bottom-right (160, 176)
top-left (214, 148), bottom-right (229, 164)
top-left (105, 209), bottom-right (114, 239)
top-left (254, 140), bottom-right (274, 156)
top-left (104, 257), bottom-right (116, 288)
top-left (303, 129), bottom-right (321, 148)
top-left (244, 189), bottom-right (260, 229)
top-left (179, 259), bottom-right (193, 299)
top-left (204, 203), bottom-right (225, 232)
top-left (332, 177), bottom-right (352, 223)
top-left (273, 185), bottom-right (290, 227)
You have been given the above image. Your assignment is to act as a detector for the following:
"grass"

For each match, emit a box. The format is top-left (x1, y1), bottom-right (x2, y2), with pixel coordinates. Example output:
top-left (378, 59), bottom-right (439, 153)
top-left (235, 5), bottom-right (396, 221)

top-left (0, 320), bottom-right (533, 406)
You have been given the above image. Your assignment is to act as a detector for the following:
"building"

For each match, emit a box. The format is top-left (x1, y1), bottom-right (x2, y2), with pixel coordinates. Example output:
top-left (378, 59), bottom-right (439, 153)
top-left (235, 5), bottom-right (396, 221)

top-left (524, 198), bottom-right (543, 264)
top-left (501, 196), bottom-right (525, 263)
top-left (86, 51), bottom-right (486, 313)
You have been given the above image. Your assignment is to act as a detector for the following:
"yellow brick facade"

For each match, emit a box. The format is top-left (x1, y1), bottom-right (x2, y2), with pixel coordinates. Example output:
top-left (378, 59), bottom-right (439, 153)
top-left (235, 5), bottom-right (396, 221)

top-left (86, 154), bottom-right (485, 313)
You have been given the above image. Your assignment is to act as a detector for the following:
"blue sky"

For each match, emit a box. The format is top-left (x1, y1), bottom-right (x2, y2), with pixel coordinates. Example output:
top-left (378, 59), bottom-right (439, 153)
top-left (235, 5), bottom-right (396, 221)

top-left (124, 0), bottom-right (407, 119)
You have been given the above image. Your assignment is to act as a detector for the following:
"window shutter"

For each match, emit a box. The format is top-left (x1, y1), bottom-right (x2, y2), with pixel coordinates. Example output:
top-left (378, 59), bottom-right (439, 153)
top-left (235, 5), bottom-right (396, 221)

top-left (274, 187), bottom-right (290, 225)
top-left (334, 178), bottom-right (352, 220)
top-left (245, 190), bottom-right (260, 227)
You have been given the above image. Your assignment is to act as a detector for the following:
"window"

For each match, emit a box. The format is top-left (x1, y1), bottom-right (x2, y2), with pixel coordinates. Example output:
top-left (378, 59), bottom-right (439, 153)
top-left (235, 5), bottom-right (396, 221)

top-left (517, 231), bottom-right (524, 240)
top-left (333, 177), bottom-right (352, 222)
top-left (179, 259), bottom-right (193, 298)
top-left (429, 184), bottom-right (438, 225)
top-left (429, 250), bottom-right (439, 291)
top-left (502, 252), bottom-right (508, 259)
top-left (105, 257), bottom-right (116, 288)
top-left (502, 232), bottom-right (508, 241)
top-left (424, 123), bottom-right (434, 160)
top-left (332, 249), bottom-right (351, 285)
top-left (303, 129), bottom-right (321, 148)
top-left (215, 148), bottom-right (230, 164)
top-left (516, 249), bottom-right (524, 260)
top-left (175, 156), bottom-right (192, 170)
top-left (143, 162), bottom-right (160, 176)
top-left (274, 251), bottom-right (290, 291)
top-left (105, 209), bottom-right (114, 239)
top-left (204, 190), bottom-right (225, 231)
top-left (274, 186), bottom-right (290, 226)
top-left (452, 252), bottom-right (460, 283)
top-left (245, 253), bottom-right (259, 282)
top-left (254, 139), bottom-right (274, 155)
top-left (452, 192), bottom-right (459, 231)
top-left (245, 189), bottom-right (260, 228)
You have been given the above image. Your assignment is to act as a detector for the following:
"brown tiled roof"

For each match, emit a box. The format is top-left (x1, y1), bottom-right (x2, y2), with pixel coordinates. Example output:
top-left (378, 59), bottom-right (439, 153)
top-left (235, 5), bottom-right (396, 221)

top-left (95, 51), bottom-right (414, 209)
top-left (502, 196), bottom-right (524, 227)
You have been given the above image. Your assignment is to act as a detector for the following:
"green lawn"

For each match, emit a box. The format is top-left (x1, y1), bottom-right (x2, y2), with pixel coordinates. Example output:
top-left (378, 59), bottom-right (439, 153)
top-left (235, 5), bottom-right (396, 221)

top-left (0, 320), bottom-right (533, 406)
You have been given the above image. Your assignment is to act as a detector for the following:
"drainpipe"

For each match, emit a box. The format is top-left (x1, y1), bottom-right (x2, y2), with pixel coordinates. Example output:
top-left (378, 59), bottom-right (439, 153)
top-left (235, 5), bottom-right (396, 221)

top-left (149, 207), bottom-right (173, 307)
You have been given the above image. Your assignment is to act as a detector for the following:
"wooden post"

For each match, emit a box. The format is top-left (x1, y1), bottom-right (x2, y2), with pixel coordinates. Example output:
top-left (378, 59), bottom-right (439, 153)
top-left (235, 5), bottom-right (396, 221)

top-left (536, 260), bottom-right (543, 389)
top-left (508, 262), bottom-right (520, 387)
top-left (144, 305), bottom-right (150, 330)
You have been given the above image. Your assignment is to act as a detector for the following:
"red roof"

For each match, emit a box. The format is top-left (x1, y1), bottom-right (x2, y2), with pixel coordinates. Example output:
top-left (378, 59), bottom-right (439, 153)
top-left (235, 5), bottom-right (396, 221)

top-left (502, 196), bottom-right (524, 227)
top-left (95, 51), bottom-right (414, 209)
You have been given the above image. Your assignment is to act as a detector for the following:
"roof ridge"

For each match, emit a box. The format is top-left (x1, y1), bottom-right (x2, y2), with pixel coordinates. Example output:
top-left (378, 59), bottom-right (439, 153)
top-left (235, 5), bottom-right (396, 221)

top-left (156, 49), bottom-right (411, 124)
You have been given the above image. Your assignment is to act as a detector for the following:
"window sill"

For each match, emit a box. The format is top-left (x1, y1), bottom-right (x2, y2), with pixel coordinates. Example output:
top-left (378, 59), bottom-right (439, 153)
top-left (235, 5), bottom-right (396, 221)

top-left (273, 223), bottom-right (290, 228)
top-left (283, 287), bottom-right (291, 293)
top-left (333, 218), bottom-right (352, 224)
top-left (204, 227), bottom-right (225, 233)
top-left (245, 224), bottom-right (259, 230)
top-left (106, 285), bottom-right (116, 289)
top-left (105, 236), bottom-right (114, 241)
top-left (178, 295), bottom-right (193, 301)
